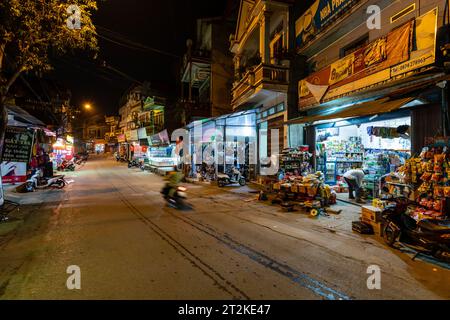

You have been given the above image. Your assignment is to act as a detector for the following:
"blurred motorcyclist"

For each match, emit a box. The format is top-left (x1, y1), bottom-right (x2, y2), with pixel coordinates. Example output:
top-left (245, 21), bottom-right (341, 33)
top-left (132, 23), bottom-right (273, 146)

top-left (164, 165), bottom-right (184, 198)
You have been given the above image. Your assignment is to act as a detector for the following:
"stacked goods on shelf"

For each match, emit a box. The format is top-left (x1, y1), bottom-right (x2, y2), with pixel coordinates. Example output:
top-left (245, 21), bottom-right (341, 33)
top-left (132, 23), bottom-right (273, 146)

top-left (381, 146), bottom-right (450, 220)
top-left (279, 146), bottom-right (312, 174)
top-left (363, 150), bottom-right (410, 199)
top-left (317, 137), bottom-right (364, 184)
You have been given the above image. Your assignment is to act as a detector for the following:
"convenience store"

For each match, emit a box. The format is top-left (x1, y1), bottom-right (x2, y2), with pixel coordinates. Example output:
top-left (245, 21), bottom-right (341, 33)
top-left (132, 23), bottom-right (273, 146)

top-left (314, 113), bottom-right (412, 198)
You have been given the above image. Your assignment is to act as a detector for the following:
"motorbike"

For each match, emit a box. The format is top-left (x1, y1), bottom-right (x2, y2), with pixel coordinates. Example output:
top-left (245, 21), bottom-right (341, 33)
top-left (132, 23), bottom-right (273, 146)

top-left (128, 159), bottom-right (141, 168)
top-left (57, 159), bottom-right (76, 172)
top-left (217, 167), bottom-right (246, 187)
top-left (74, 153), bottom-right (88, 165)
top-left (161, 184), bottom-right (188, 209)
top-left (382, 196), bottom-right (450, 262)
top-left (26, 169), bottom-right (67, 192)
top-left (116, 154), bottom-right (127, 162)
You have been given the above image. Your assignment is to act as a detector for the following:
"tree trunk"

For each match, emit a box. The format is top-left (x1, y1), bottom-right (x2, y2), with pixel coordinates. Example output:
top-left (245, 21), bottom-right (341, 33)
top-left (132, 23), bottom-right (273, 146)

top-left (0, 96), bottom-right (7, 159)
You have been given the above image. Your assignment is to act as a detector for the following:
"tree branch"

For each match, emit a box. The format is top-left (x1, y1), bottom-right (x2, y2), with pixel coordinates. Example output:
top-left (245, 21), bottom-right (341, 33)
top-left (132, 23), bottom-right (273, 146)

top-left (1, 65), bottom-right (25, 103)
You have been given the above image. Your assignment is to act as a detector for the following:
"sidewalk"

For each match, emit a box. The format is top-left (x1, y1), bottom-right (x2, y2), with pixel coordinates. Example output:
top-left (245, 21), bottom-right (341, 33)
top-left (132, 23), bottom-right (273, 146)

top-left (0, 179), bottom-right (67, 243)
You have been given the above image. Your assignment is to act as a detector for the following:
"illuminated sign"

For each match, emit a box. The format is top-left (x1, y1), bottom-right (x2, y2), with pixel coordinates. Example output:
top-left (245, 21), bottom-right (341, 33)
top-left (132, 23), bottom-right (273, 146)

top-left (66, 135), bottom-right (74, 144)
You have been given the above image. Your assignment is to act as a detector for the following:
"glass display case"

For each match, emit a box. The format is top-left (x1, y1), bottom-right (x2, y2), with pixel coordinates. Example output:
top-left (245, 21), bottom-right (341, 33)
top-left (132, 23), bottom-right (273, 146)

top-left (146, 145), bottom-right (177, 168)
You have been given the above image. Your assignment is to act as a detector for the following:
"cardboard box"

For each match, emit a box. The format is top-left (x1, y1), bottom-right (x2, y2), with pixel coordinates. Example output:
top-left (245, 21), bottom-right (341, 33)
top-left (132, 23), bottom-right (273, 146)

top-left (361, 206), bottom-right (383, 223)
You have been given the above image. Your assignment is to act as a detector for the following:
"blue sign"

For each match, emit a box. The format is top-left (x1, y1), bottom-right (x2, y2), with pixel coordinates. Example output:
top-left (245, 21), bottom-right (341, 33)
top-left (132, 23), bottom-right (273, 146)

top-left (296, 0), bottom-right (357, 48)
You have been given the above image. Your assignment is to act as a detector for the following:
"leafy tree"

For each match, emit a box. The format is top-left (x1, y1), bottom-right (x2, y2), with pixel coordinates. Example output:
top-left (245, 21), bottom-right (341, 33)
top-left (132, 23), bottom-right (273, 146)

top-left (0, 0), bottom-right (98, 154)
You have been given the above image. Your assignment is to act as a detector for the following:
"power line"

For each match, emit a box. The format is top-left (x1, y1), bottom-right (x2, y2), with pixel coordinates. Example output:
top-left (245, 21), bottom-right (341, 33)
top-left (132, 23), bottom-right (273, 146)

top-left (96, 25), bottom-right (181, 59)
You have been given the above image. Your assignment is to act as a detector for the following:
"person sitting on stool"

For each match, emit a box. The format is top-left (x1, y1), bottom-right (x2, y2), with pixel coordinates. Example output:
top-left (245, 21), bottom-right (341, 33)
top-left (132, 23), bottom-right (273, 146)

top-left (343, 168), bottom-right (367, 204)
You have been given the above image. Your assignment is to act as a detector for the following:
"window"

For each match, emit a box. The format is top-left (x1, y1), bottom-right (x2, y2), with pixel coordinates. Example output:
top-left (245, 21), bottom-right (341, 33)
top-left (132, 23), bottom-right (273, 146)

top-left (268, 107), bottom-right (276, 116)
top-left (340, 34), bottom-right (369, 58)
top-left (277, 103), bottom-right (285, 113)
top-left (270, 33), bottom-right (284, 64)
top-left (262, 111), bottom-right (268, 118)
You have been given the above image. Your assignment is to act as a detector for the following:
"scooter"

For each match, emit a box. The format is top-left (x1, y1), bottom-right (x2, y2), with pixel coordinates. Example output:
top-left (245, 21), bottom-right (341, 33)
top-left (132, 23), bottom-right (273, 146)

top-left (382, 197), bottom-right (450, 262)
top-left (128, 159), bottom-right (141, 168)
top-left (217, 167), bottom-right (246, 187)
top-left (161, 184), bottom-right (188, 209)
top-left (26, 169), bottom-right (67, 192)
top-left (58, 159), bottom-right (75, 172)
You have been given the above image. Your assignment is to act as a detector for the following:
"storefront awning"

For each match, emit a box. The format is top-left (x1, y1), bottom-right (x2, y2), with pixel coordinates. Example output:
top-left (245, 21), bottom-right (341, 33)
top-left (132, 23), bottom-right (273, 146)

top-left (286, 97), bottom-right (415, 126)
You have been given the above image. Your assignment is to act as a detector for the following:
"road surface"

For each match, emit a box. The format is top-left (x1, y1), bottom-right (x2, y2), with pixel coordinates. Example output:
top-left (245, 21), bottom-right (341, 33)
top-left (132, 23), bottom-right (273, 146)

top-left (0, 156), bottom-right (449, 300)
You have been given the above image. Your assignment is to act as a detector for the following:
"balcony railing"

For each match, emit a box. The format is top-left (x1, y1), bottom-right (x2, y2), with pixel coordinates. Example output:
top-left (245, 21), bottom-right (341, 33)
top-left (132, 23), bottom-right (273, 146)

top-left (232, 63), bottom-right (289, 106)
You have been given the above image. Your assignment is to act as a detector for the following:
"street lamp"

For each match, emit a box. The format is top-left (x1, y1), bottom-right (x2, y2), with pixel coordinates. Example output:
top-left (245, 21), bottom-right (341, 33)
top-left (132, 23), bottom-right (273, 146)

top-left (84, 103), bottom-right (92, 111)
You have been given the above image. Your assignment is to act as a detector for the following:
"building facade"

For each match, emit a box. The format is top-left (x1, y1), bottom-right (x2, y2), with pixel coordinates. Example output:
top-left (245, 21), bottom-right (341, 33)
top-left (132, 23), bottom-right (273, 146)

top-left (229, 0), bottom-right (295, 176)
top-left (180, 16), bottom-right (236, 125)
top-left (289, 0), bottom-right (450, 182)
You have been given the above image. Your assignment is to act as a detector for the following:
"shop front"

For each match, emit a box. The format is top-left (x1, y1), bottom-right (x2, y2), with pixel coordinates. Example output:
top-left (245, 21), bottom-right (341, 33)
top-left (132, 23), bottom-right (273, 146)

top-left (145, 129), bottom-right (177, 174)
top-left (315, 113), bottom-right (412, 198)
top-left (186, 110), bottom-right (258, 182)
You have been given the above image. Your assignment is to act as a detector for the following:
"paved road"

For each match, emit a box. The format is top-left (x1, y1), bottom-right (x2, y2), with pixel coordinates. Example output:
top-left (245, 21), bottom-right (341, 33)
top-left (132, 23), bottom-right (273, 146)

top-left (0, 156), bottom-right (449, 299)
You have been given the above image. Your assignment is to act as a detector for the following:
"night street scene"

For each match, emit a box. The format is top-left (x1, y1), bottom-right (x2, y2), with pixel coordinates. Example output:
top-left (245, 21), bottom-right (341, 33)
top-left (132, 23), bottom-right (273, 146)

top-left (1, 0), bottom-right (450, 308)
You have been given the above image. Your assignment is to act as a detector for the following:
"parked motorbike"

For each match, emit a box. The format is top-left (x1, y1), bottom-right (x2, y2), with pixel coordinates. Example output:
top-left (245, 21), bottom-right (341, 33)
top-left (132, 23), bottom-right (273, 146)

top-left (74, 153), bottom-right (88, 165)
top-left (217, 167), bottom-right (246, 187)
top-left (128, 159), bottom-right (141, 168)
top-left (382, 196), bottom-right (450, 262)
top-left (26, 169), bottom-right (67, 192)
top-left (161, 184), bottom-right (187, 209)
top-left (58, 159), bottom-right (76, 172)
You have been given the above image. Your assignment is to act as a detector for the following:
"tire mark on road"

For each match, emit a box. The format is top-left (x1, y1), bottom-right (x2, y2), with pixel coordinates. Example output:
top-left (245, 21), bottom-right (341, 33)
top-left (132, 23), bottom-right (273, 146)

top-left (99, 169), bottom-right (250, 300)
top-left (118, 169), bottom-right (351, 300)
top-left (169, 211), bottom-right (351, 300)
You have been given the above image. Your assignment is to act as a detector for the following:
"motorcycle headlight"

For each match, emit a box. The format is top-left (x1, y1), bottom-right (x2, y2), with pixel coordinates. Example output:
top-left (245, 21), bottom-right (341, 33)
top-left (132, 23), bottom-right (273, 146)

top-left (178, 186), bottom-right (187, 192)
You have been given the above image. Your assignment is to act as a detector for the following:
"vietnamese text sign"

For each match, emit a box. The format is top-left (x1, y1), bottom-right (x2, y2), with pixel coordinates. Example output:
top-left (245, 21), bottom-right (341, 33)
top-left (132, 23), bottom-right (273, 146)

top-left (1, 126), bottom-right (34, 163)
top-left (298, 9), bottom-right (437, 109)
top-left (296, 0), bottom-right (358, 49)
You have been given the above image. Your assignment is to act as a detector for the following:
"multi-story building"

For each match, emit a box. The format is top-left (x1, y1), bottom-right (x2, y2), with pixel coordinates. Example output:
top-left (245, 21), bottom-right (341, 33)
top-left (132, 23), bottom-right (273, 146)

top-left (179, 16), bottom-right (236, 125)
top-left (117, 84), bottom-right (167, 148)
top-left (82, 114), bottom-right (110, 153)
top-left (289, 0), bottom-right (450, 182)
top-left (229, 0), bottom-right (295, 171)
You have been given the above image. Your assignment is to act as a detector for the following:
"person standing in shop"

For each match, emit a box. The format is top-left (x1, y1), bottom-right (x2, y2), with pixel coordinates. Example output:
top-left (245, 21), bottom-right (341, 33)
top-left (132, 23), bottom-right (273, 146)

top-left (343, 168), bottom-right (367, 203)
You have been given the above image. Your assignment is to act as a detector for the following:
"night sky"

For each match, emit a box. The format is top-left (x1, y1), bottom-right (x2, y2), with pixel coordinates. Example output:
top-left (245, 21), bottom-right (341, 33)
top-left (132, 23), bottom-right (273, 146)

top-left (50, 0), bottom-right (233, 115)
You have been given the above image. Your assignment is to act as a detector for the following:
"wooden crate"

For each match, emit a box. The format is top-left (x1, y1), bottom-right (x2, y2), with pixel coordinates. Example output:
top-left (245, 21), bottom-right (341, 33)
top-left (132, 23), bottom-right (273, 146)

top-left (361, 217), bottom-right (384, 236)
top-left (361, 206), bottom-right (383, 223)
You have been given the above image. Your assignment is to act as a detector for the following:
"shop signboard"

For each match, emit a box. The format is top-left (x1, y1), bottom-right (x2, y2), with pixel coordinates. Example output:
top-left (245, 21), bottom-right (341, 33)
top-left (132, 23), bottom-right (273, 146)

top-left (295, 0), bottom-right (358, 49)
top-left (1, 126), bottom-right (34, 163)
top-left (1, 162), bottom-right (27, 184)
top-left (125, 130), bottom-right (139, 142)
top-left (138, 127), bottom-right (148, 140)
top-left (150, 129), bottom-right (170, 146)
top-left (299, 9), bottom-right (437, 109)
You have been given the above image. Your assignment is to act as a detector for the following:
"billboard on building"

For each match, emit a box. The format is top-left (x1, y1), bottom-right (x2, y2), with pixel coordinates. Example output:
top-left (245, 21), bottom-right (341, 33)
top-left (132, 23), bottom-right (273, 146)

top-left (296, 0), bottom-right (358, 49)
top-left (298, 8), bottom-right (438, 110)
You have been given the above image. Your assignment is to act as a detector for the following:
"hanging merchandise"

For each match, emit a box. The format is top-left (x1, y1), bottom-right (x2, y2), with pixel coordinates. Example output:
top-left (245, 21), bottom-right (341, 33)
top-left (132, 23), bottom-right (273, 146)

top-left (379, 146), bottom-right (450, 220)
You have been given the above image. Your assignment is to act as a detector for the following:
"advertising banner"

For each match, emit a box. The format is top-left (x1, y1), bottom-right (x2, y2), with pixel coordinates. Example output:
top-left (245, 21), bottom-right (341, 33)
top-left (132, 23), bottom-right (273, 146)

top-left (1, 162), bottom-right (27, 184)
top-left (298, 8), bottom-right (439, 110)
top-left (150, 129), bottom-right (170, 146)
top-left (296, 0), bottom-right (358, 48)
